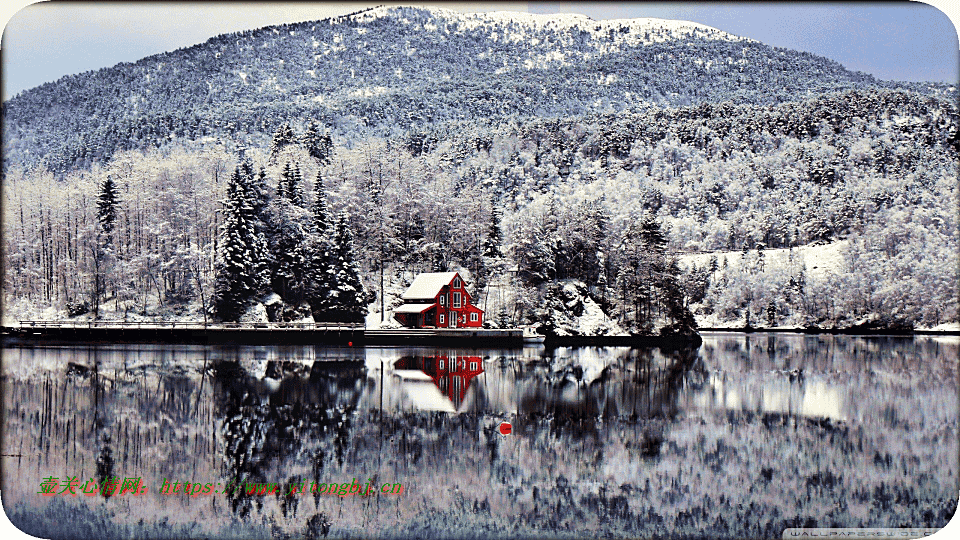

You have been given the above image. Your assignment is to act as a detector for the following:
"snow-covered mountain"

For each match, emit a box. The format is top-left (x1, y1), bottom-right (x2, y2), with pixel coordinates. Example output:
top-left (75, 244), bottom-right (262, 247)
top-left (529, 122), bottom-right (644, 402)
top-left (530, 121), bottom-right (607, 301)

top-left (2, 4), bottom-right (942, 174)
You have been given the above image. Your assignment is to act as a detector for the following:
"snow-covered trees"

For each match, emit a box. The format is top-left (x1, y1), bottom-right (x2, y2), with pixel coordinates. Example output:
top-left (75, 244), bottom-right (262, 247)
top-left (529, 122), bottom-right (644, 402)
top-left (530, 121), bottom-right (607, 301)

top-left (320, 212), bottom-right (367, 323)
top-left (278, 162), bottom-right (305, 207)
top-left (93, 175), bottom-right (120, 316)
top-left (2, 82), bottom-right (956, 331)
top-left (269, 123), bottom-right (297, 163)
top-left (482, 200), bottom-right (503, 259)
top-left (213, 166), bottom-right (269, 321)
top-left (302, 121), bottom-right (333, 164)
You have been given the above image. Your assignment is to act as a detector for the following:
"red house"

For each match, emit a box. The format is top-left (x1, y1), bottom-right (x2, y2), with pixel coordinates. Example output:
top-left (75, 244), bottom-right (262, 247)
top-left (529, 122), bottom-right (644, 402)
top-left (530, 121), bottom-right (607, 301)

top-left (393, 272), bottom-right (484, 328)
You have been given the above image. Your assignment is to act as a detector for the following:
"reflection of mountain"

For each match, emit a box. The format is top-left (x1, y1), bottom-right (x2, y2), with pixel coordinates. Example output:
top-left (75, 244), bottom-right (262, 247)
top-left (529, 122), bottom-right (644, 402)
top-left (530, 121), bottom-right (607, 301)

top-left (394, 355), bottom-right (484, 411)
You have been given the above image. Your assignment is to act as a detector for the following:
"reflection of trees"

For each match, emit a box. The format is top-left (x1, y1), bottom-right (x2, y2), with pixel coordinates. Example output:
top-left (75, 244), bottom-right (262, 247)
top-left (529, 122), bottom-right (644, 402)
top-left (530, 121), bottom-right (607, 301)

top-left (81, 351), bottom-right (117, 499)
top-left (514, 346), bottom-right (705, 445)
top-left (212, 356), bottom-right (365, 519)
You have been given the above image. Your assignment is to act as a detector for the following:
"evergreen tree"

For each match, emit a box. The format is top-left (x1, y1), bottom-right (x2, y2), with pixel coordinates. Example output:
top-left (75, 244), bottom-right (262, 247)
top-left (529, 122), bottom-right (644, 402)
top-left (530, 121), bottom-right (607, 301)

top-left (212, 167), bottom-right (269, 321)
top-left (302, 121), bottom-right (333, 164)
top-left (482, 201), bottom-right (503, 259)
top-left (289, 162), bottom-right (305, 207)
top-left (93, 175), bottom-right (120, 316)
top-left (312, 171), bottom-right (329, 234)
top-left (251, 166), bottom-right (269, 216)
top-left (326, 212), bottom-right (366, 323)
top-left (276, 166), bottom-right (287, 200)
top-left (96, 175), bottom-right (119, 242)
top-left (305, 172), bottom-right (333, 320)
top-left (305, 239), bottom-right (334, 321)
top-left (269, 123), bottom-right (297, 163)
top-left (271, 216), bottom-right (308, 307)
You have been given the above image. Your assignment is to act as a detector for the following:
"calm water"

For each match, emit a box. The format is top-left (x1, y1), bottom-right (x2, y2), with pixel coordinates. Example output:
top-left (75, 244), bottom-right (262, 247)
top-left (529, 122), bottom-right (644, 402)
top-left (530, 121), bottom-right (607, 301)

top-left (2, 333), bottom-right (957, 539)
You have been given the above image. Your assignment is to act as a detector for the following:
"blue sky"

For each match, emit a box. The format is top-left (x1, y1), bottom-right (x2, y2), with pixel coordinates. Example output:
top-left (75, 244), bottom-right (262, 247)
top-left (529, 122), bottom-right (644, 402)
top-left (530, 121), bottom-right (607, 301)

top-left (1, 1), bottom-right (958, 102)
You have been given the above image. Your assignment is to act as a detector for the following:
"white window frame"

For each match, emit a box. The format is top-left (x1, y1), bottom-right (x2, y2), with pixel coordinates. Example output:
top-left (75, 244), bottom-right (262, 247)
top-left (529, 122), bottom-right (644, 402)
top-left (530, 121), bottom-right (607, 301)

top-left (470, 361), bottom-right (478, 371)
top-left (439, 313), bottom-right (445, 325)
top-left (453, 277), bottom-right (461, 288)
top-left (453, 292), bottom-right (461, 308)
top-left (439, 295), bottom-right (445, 306)
top-left (470, 312), bottom-right (478, 322)
top-left (439, 360), bottom-right (444, 370)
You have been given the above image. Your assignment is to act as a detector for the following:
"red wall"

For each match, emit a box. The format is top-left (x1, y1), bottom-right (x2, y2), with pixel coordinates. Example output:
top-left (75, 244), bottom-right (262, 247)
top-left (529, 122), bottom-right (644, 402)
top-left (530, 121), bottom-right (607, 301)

top-left (431, 275), bottom-right (483, 328)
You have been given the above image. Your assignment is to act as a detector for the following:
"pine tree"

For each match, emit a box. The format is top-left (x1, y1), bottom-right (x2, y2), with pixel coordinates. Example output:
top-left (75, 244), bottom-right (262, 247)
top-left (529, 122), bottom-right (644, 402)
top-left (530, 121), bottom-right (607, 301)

top-left (312, 171), bottom-right (329, 235)
top-left (212, 167), bottom-right (269, 321)
top-left (276, 170), bottom-right (287, 200)
top-left (251, 166), bottom-right (269, 216)
top-left (96, 175), bottom-right (119, 243)
top-left (269, 123), bottom-right (297, 163)
top-left (482, 201), bottom-right (503, 259)
top-left (271, 217), bottom-right (308, 307)
top-left (302, 121), bottom-right (333, 164)
top-left (93, 175), bottom-right (120, 316)
top-left (289, 162), bottom-right (305, 207)
top-left (327, 212), bottom-right (366, 323)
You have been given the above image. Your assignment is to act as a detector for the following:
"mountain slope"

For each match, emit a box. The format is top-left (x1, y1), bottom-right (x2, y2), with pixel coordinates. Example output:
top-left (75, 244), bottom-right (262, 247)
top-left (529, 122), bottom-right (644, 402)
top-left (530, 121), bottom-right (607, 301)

top-left (2, 5), bottom-right (945, 175)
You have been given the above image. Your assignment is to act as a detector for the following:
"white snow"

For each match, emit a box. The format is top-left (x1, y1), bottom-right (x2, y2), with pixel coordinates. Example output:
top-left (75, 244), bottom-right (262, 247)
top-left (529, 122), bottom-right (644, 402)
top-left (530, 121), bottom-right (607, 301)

top-left (346, 5), bottom-right (750, 47)
top-left (678, 240), bottom-right (849, 283)
top-left (239, 302), bottom-right (269, 323)
top-left (401, 272), bottom-right (459, 300)
top-left (347, 86), bottom-right (389, 98)
top-left (563, 282), bottom-right (628, 336)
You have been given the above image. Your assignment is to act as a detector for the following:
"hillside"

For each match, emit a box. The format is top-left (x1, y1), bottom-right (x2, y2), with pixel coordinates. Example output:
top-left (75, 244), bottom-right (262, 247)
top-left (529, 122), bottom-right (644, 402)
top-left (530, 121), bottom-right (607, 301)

top-left (2, 5), bottom-right (950, 175)
top-left (2, 6), bottom-right (957, 332)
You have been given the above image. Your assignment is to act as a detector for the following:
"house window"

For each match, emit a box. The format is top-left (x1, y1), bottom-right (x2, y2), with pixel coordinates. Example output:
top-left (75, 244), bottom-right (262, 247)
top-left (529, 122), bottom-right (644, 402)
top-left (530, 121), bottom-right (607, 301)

top-left (470, 312), bottom-right (478, 322)
top-left (439, 314), bottom-right (445, 325)
top-left (439, 360), bottom-right (444, 370)
top-left (453, 292), bottom-right (461, 308)
top-left (453, 277), bottom-right (461, 288)
top-left (470, 362), bottom-right (478, 371)
top-left (439, 295), bottom-right (445, 306)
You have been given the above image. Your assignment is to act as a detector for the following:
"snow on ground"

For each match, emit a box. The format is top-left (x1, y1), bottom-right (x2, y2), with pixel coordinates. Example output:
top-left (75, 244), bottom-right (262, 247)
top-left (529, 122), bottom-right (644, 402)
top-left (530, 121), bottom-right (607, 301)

top-left (562, 282), bottom-right (629, 336)
top-left (677, 240), bottom-right (849, 283)
top-left (918, 322), bottom-right (960, 333)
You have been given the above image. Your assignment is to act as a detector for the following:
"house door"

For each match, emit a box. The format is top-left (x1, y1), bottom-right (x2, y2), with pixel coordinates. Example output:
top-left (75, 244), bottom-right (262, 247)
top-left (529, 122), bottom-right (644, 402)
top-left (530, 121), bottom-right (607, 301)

top-left (450, 312), bottom-right (457, 328)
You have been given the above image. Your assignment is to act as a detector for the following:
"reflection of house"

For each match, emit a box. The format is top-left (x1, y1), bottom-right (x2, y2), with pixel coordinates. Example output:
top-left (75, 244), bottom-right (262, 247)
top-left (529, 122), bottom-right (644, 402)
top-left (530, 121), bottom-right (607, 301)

top-left (391, 370), bottom-right (456, 412)
top-left (393, 272), bottom-right (483, 328)
top-left (394, 355), bottom-right (483, 409)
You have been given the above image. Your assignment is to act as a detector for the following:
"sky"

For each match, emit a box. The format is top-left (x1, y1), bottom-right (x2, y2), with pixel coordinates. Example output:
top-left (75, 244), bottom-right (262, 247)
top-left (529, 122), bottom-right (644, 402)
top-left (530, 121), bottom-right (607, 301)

top-left (0, 1), bottom-right (958, 102)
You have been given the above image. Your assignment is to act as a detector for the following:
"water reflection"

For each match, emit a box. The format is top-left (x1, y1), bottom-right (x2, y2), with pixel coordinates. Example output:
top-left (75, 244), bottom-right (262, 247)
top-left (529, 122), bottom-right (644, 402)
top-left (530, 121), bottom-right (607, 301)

top-left (394, 355), bottom-right (484, 411)
top-left (2, 335), bottom-right (957, 539)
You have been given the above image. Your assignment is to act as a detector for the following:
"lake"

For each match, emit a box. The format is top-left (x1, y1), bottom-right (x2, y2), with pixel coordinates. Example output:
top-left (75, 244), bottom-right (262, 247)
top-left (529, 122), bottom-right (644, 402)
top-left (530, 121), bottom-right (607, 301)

top-left (2, 333), bottom-right (957, 539)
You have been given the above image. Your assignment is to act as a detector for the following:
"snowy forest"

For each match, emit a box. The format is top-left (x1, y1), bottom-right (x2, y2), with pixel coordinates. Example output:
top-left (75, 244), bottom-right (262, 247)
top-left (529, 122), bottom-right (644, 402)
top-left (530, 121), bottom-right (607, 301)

top-left (2, 6), bottom-right (957, 331)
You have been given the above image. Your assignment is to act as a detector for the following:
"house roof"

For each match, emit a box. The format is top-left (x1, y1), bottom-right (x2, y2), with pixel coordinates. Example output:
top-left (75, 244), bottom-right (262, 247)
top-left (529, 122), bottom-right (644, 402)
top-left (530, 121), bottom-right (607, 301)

top-left (401, 272), bottom-right (460, 300)
top-left (393, 303), bottom-right (436, 314)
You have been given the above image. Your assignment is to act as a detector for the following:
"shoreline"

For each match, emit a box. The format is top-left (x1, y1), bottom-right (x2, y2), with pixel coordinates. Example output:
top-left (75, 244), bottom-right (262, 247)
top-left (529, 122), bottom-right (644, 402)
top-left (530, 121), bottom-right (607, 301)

top-left (3, 323), bottom-right (956, 349)
top-left (0, 324), bottom-right (702, 348)
top-left (698, 326), bottom-right (960, 336)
